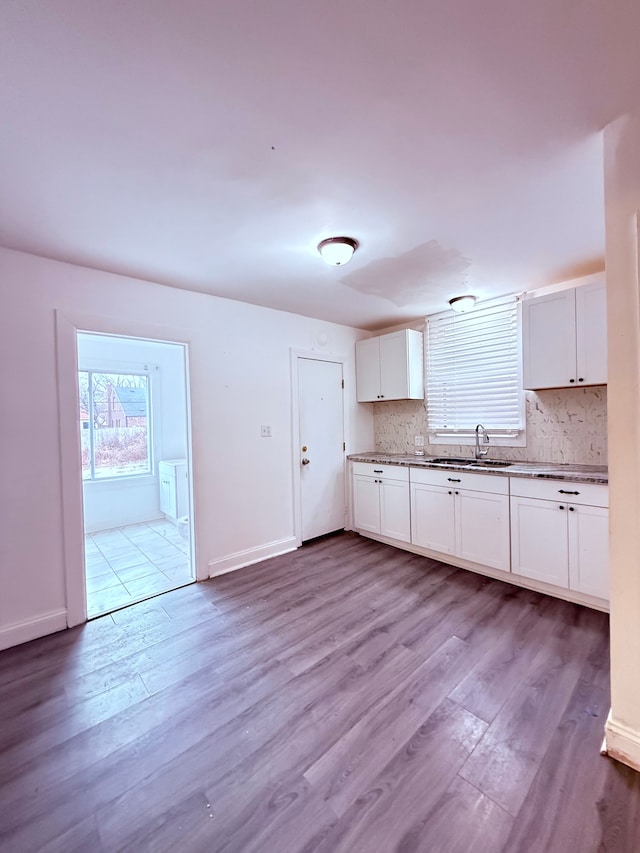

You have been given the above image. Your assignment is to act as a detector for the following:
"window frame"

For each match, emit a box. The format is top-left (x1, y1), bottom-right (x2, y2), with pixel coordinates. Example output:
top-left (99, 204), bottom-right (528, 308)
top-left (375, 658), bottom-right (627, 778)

top-left (425, 295), bottom-right (526, 447)
top-left (79, 367), bottom-right (155, 481)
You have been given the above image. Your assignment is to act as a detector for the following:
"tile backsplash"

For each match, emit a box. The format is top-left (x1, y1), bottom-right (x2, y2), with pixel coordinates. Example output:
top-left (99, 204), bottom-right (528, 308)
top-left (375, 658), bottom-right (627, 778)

top-left (373, 386), bottom-right (607, 465)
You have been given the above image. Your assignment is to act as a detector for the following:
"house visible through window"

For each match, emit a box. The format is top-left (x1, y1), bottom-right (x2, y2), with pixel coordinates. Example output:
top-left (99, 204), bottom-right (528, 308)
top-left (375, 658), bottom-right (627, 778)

top-left (426, 296), bottom-right (525, 444)
top-left (78, 371), bottom-right (152, 479)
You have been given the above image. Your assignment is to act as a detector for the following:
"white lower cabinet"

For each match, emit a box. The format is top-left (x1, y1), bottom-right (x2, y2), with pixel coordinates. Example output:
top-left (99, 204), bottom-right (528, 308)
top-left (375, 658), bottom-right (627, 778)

top-left (510, 495), bottom-right (569, 587)
top-left (351, 460), bottom-right (609, 607)
top-left (410, 468), bottom-right (510, 572)
top-left (352, 462), bottom-right (410, 543)
top-left (510, 478), bottom-right (609, 600)
top-left (159, 459), bottom-right (188, 520)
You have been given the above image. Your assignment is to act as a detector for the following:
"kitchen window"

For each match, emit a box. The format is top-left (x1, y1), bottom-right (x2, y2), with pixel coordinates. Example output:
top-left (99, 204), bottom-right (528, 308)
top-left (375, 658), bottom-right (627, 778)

top-left (78, 370), bottom-right (152, 479)
top-left (426, 295), bottom-right (525, 446)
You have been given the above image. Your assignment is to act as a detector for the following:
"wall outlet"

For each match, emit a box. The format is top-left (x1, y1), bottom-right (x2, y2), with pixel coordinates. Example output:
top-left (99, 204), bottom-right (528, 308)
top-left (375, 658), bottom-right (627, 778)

top-left (261, 425), bottom-right (272, 437)
top-left (414, 435), bottom-right (425, 447)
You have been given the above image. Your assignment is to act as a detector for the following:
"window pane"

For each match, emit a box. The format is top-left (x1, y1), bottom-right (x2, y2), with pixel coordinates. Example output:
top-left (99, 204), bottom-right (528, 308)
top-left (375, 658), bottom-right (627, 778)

top-left (91, 372), bottom-right (151, 478)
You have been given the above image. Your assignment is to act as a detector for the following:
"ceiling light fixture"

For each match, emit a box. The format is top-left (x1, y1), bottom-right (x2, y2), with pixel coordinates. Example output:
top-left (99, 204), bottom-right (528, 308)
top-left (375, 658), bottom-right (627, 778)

top-left (317, 236), bottom-right (359, 266)
top-left (449, 295), bottom-right (477, 313)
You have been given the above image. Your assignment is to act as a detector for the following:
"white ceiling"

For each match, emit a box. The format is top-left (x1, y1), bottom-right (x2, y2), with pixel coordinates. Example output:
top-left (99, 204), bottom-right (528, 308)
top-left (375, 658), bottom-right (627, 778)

top-left (1, 1), bottom-right (638, 330)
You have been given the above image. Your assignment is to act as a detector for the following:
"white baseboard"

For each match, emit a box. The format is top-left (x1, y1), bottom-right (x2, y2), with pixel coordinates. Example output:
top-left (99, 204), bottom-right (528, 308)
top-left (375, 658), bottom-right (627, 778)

top-left (207, 536), bottom-right (298, 578)
top-left (0, 609), bottom-right (68, 652)
top-left (350, 530), bottom-right (610, 613)
top-left (604, 711), bottom-right (640, 772)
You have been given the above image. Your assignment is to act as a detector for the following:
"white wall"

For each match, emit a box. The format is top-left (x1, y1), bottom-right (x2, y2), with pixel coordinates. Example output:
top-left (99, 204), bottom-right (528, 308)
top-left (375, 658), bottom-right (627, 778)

top-left (0, 247), bottom-right (374, 649)
top-left (78, 333), bottom-right (188, 532)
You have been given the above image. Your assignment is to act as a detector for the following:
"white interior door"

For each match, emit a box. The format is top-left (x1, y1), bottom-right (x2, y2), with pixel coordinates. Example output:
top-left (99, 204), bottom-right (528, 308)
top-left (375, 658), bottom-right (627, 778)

top-left (298, 357), bottom-right (345, 541)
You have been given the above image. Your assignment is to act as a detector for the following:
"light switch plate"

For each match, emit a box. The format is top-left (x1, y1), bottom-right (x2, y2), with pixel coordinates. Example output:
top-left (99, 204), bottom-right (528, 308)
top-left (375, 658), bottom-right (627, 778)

top-left (261, 425), bottom-right (272, 437)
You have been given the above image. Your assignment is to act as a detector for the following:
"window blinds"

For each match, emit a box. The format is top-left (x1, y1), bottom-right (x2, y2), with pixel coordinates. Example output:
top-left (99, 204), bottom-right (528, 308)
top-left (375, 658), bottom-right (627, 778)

top-left (426, 298), bottom-right (523, 434)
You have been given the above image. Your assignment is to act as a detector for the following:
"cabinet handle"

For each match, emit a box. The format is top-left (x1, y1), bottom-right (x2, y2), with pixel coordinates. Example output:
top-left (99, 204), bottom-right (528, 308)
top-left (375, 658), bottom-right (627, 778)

top-left (569, 378), bottom-right (575, 383)
top-left (559, 505), bottom-right (565, 510)
top-left (558, 489), bottom-right (580, 495)
top-left (578, 378), bottom-right (584, 382)
top-left (448, 490), bottom-right (452, 495)
top-left (455, 491), bottom-right (459, 495)
top-left (373, 469), bottom-right (383, 473)
top-left (569, 506), bottom-right (575, 511)
top-left (447, 478), bottom-right (461, 483)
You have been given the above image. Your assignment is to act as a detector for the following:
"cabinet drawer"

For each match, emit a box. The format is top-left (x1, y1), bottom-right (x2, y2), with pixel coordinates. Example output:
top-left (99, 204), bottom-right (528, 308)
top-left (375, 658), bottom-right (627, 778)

top-left (409, 467), bottom-right (509, 495)
top-left (509, 477), bottom-right (608, 507)
top-left (351, 462), bottom-right (409, 481)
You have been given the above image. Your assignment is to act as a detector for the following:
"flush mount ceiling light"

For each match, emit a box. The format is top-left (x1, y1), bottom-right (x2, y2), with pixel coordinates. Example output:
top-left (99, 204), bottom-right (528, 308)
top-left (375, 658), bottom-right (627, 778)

top-left (449, 295), bottom-right (477, 313)
top-left (317, 236), bottom-right (359, 266)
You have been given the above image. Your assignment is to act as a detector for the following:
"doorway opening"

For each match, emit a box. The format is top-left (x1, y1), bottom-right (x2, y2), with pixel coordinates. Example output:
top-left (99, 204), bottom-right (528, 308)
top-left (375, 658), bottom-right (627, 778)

top-left (77, 332), bottom-right (195, 618)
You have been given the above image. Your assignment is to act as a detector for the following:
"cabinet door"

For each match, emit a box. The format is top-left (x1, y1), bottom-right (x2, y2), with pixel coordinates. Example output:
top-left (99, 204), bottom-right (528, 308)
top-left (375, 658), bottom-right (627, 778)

top-left (510, 496), bottom-right (569, 587)
top-left (159, 473), bottom-right (176, 517)
top-left (456, 490), bottom-right (510, 571)
top-left (353, 474), bottom-right (381, 534)
top-left (576, 281), bottom-right (607, 386)
top-left (355, 338), bottom-right (381, 402)
top-left (380, 479), bottom-right (411, 543)
top-left (523, 290), bottom-right (576, 389)
top-left (379, 332), bottom-right (410, 400)
top-left (568, 504), bottom-right (609, 599)
top-left (410, 482), bottom-right (455, 554)
top-left (175, 463), bottom-right (189, 518)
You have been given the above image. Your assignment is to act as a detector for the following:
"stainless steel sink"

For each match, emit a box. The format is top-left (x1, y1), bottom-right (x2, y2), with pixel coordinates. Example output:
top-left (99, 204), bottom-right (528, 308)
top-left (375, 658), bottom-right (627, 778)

top-left (428, 457), bottom-right (512, 468)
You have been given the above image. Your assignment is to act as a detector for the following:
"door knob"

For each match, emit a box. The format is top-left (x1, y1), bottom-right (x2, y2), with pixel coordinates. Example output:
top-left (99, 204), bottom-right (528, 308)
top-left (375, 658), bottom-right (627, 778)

top-left (301, 458), bottom-right (310, 466)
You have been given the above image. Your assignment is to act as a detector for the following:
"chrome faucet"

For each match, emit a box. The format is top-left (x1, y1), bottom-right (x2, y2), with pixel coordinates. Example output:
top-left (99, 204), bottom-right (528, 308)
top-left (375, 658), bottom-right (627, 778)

top-left (475, 423), bottom-right (490, 459)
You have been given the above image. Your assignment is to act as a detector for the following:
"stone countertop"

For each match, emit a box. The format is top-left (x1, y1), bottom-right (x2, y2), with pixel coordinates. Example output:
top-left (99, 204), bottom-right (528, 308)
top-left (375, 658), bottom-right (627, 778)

top-left (348, 453), bottom-right (608, 484)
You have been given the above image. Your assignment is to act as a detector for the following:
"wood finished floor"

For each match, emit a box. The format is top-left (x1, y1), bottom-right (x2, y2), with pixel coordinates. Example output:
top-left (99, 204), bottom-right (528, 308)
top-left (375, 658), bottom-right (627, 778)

top-left (1, 532), bottom-right (639, 852)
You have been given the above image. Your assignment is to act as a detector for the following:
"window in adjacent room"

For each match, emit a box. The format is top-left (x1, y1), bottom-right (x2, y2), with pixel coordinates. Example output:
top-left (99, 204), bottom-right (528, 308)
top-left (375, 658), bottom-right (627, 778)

top-left (78, 370), bottom-right (152, 479)
top-left (425, 295), bottom-right (525, 446)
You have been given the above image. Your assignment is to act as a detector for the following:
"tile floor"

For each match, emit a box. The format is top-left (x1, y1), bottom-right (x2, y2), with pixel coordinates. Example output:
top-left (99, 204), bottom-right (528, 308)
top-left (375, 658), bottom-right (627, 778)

top-left (84, 519), bottom-right (193, 617)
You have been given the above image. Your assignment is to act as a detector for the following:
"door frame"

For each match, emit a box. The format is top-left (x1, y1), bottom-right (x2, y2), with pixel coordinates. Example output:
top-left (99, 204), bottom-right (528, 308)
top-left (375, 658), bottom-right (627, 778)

top-left (290, 349), bottom-right (350, 546)
top-left (55, 309), bottom-right (198, 627)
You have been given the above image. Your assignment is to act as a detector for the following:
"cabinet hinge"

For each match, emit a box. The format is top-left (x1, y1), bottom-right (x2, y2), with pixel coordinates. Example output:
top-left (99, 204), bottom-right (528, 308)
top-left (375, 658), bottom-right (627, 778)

top-left (341, 379), bottom-right (344, 389)
top-left (343, 442), bottom-right (346, 452)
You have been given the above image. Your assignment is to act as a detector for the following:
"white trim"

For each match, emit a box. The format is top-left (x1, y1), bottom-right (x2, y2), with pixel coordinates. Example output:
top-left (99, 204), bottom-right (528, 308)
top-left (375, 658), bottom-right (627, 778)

top-left (207, 537), bottom-right (298, 577)
top-left (56, 311), bottom-right (88, 627)
top-left (604, 711), bottom-right (640, 772)
top-left (521, 271), bottom-right (606, 301)
top-left (428, 432), bottom-right (528, 448)
top-left (290, 349), bottom-right (350, 546)
top-left (55, 310), bottom-right (200, 631)
top-left (0, 610), bottom-right (68, 651)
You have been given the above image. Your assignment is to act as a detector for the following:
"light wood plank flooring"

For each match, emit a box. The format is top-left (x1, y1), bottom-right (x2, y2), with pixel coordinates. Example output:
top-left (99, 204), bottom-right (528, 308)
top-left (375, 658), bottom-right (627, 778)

top-left (1, 532), bottom-right (639, 852)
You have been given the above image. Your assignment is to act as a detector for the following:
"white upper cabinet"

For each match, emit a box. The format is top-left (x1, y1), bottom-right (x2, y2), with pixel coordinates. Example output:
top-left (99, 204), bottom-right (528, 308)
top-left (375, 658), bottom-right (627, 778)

top-left (522, 280), bottom-right (607, 390)
top-left (575, 282), bottom-right (608, 387)
top-left (355, 329), bottom-right (424, 402)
